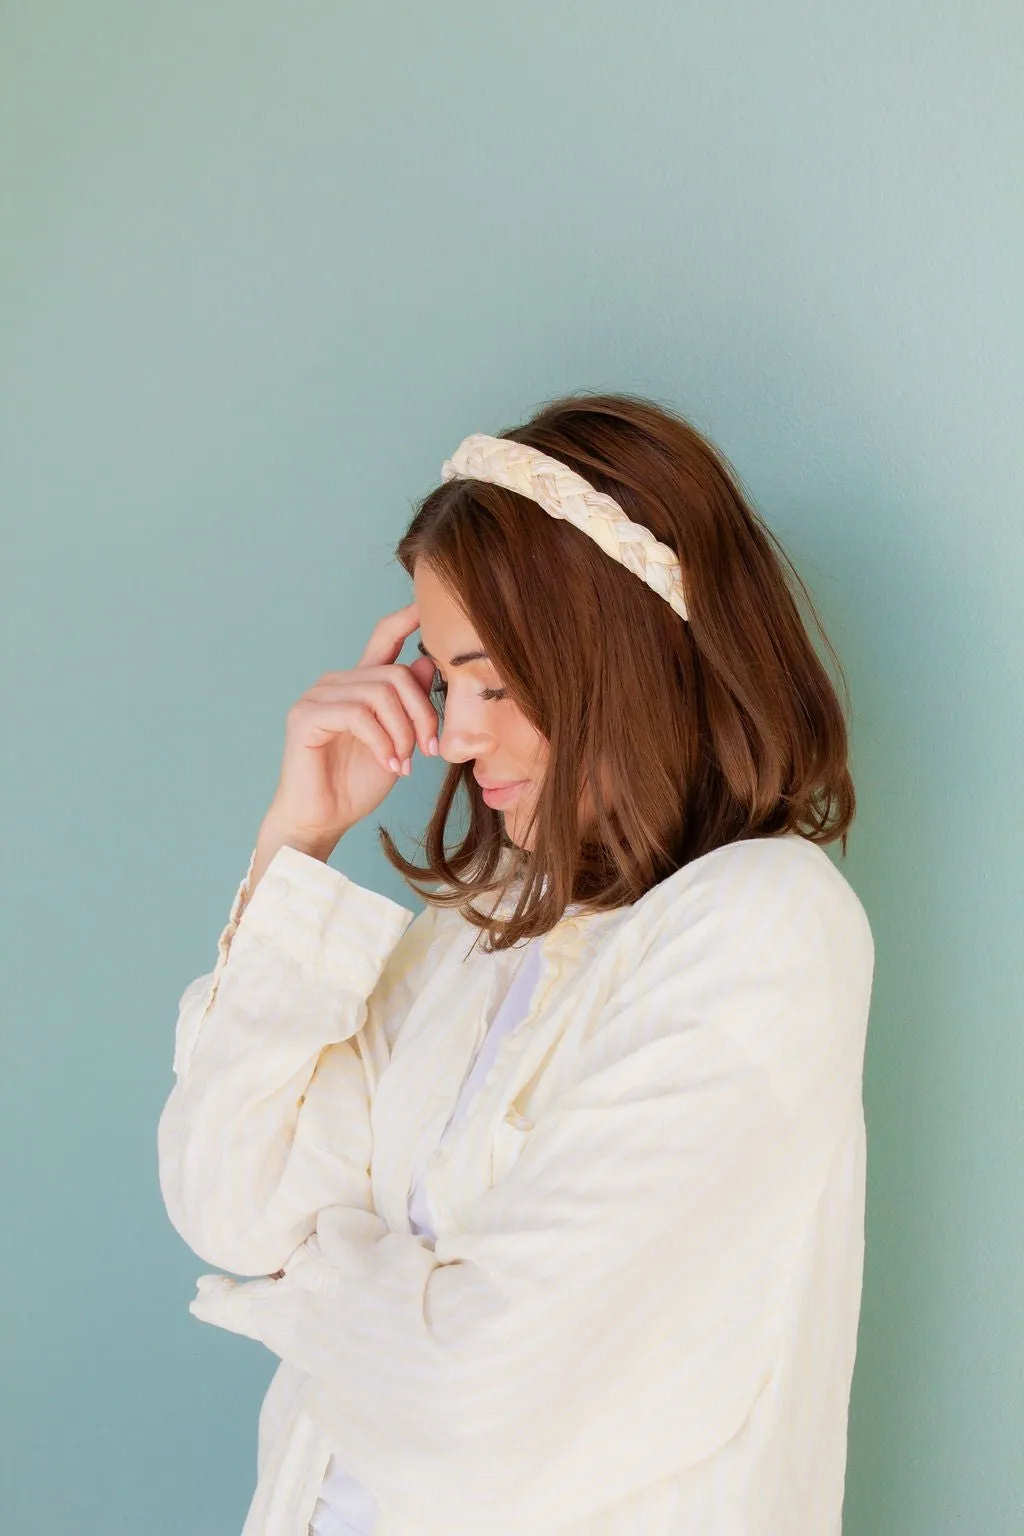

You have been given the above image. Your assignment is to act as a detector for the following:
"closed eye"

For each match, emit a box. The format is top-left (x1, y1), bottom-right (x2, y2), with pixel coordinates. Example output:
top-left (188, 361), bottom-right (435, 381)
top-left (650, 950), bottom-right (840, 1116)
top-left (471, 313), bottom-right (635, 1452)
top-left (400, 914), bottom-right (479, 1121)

top-left (431, 676), bottom-right (507, 702)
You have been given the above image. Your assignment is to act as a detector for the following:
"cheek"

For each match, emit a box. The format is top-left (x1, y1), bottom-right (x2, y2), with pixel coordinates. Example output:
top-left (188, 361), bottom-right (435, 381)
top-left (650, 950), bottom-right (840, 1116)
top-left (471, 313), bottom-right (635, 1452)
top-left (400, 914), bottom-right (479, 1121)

top-left (507, 713), bottom-right (548, 776)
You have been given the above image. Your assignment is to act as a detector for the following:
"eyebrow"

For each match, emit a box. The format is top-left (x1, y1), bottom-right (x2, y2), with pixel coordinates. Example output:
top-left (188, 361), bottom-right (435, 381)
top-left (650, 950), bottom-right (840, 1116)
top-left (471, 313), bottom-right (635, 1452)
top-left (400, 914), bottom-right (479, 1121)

top-left (417, 639), bottom-right (490, 667)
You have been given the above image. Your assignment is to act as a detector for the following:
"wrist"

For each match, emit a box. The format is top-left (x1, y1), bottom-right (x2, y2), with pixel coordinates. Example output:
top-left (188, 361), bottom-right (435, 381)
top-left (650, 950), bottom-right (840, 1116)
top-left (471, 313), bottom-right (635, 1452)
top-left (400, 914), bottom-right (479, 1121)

top-left (252, 816), bottom-right (346, 895)
top-left (258, 821), bottom-right (340, 864)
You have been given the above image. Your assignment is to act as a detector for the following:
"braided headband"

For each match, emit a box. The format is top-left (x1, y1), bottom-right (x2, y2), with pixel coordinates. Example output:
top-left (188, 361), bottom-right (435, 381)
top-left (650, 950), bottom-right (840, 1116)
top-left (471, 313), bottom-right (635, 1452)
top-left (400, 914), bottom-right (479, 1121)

top-left (440, 432), bottom-right (689, 622)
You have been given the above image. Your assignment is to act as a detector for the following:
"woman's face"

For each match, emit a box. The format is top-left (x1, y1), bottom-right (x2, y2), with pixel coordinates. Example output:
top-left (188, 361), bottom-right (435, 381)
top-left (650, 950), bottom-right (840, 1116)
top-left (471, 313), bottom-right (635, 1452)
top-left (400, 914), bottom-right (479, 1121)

top-left (413, 561), bottom-right (549, 850)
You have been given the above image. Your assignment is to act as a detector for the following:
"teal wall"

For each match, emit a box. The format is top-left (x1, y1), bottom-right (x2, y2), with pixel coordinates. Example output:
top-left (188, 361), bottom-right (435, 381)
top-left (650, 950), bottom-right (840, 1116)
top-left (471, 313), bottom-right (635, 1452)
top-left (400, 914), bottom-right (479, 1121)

top-left (3, 3), bottom-right (1021, 1531)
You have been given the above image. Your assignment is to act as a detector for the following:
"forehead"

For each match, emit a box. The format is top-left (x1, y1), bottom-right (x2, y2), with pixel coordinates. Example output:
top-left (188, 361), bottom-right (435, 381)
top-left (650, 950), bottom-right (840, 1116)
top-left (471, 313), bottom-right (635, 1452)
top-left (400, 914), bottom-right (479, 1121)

top-left (411, 565), bottom-right (488, 660)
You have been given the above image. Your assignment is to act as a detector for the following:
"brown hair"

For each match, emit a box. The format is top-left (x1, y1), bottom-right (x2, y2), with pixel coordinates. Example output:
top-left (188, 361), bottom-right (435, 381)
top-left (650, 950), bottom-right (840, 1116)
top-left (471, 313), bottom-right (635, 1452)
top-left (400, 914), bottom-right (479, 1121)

top-left (379, 390), bottom-right (856, 951)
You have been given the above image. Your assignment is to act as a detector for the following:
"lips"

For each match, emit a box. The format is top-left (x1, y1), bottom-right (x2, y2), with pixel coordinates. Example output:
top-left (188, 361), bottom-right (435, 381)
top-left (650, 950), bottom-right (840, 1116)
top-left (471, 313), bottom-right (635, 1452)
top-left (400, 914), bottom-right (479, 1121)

top-left (475, 778), bottom-right (528, 809)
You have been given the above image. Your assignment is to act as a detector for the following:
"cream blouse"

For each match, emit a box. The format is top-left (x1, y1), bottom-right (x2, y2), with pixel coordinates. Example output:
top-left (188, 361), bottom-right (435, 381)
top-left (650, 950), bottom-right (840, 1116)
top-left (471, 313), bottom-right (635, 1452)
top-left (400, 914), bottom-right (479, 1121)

top-left (157, 831), bottom-right (874, 1535)
top-left (311, 932), bottom-right (547, 1536)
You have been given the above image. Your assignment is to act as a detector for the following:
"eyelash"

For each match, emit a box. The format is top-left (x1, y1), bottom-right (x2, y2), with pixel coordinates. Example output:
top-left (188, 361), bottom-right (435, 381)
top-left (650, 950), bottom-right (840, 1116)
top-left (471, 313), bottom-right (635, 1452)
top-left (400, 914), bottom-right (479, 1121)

top-left (431, 677), bottom-right (507, 703)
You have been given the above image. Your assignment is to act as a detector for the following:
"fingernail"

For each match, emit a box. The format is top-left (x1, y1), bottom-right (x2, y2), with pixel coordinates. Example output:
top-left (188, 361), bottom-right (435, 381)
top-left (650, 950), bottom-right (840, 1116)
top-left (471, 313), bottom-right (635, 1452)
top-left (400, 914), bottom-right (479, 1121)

top-left (428, 736), bottom-right (439, 756)
top-left (402, 758), bottom-right (412, 775)
top-left (388, 757), bottom-right (401, 773)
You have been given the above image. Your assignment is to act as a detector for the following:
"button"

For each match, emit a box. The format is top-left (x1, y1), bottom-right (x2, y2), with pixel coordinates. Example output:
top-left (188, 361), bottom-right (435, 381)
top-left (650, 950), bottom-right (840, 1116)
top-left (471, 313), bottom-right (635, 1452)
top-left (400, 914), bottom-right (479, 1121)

top-left (264, 874), bottom-right (291, 899)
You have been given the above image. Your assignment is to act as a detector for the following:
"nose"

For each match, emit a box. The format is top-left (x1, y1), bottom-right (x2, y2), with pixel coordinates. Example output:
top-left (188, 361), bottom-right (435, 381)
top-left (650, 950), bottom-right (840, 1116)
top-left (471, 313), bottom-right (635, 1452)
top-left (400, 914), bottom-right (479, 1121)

top-left (437, 699), bottom-right (494, 765)
top-left (438, 720), bottom-right (493, 764)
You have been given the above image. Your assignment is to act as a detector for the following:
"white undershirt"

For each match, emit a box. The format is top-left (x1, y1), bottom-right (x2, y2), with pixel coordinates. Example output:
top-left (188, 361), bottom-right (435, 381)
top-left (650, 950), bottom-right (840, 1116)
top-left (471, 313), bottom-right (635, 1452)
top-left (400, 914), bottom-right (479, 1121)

top-left (309, 934), bottom-right (547, 1536)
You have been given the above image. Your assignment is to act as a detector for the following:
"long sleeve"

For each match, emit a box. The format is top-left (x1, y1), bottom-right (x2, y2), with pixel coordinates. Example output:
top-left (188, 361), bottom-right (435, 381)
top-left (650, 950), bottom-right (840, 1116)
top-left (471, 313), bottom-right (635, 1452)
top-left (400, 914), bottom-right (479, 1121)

top-left (188, 848), bottom-right (875, 1532)
top-left (157, 841), bottom-right (437, 1277)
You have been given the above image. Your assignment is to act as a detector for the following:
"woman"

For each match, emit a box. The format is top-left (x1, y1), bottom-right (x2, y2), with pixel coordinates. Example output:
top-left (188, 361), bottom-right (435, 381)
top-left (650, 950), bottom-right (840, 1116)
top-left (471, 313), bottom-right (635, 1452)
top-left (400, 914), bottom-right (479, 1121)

top-left (158, 392), bottom-right (875, 1536)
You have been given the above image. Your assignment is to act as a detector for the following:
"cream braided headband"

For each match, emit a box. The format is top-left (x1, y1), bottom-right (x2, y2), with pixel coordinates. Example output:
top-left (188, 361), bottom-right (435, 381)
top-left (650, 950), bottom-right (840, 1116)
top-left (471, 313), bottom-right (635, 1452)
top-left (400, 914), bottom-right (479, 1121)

top-left (440, 432), bottom-right (689, 622)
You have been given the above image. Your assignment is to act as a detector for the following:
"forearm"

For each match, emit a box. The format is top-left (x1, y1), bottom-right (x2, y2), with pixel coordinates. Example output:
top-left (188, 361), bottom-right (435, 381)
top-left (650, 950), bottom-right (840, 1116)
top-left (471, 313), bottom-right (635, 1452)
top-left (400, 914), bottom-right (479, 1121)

top-left (158, 839), bottom-right (414, 1275)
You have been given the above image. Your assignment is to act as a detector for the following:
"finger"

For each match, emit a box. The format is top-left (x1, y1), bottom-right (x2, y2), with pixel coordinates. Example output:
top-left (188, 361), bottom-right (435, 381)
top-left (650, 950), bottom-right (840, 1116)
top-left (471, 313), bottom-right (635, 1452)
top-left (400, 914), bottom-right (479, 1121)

top-left (406, 658), bottom-right (443, 748)
top-left (302, 683), bottom-right (420, 765)
top-left (307, 673), bottom-right (438, 759)
top-left (311, 649), bottom-right (432, 702)
top-left (378, 664), bottom-right (442, 753)
top-left (407, 655), bottom-right (438, 696)
top-left (300, 701), bottom-right (405, 776)
top-left (358, 602), bottom-right (420, 669)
